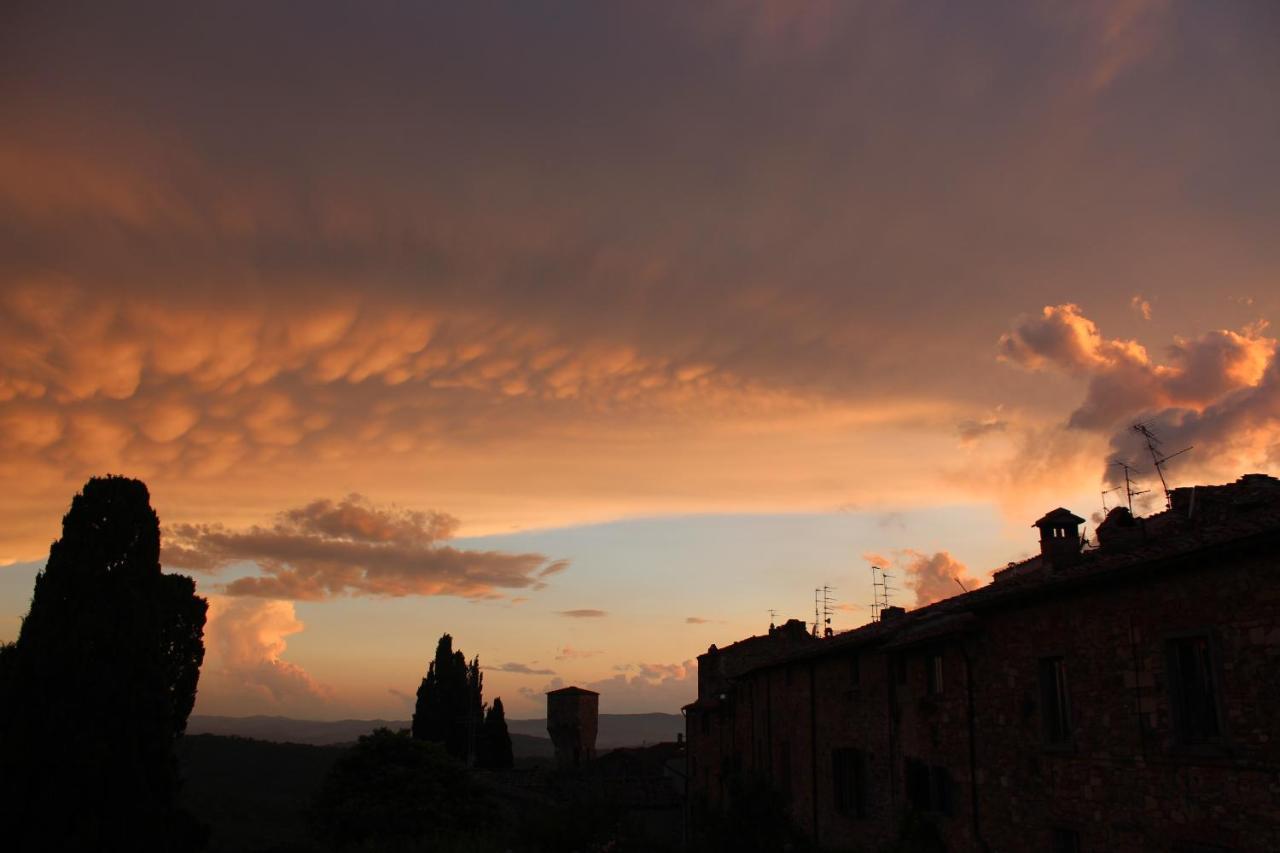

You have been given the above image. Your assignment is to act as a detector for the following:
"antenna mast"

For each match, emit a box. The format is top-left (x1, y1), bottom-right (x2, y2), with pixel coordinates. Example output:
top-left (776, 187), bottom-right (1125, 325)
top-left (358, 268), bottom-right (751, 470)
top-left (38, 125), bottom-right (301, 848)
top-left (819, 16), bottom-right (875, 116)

top-left (869, 566), bottom-right (895, 622)
top-left (1110, 459), bottom-right (1148, 513)
top-left (1132, 423), bottom-right (1192, 509)
top-left (821, 585), bottom-right (836, 638)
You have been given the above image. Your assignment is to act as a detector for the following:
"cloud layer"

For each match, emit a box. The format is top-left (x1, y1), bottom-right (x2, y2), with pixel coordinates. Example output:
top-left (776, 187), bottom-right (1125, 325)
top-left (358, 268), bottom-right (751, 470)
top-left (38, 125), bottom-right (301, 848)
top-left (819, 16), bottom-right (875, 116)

top-left (1, 2), bottom-right (1276, 561)
top-left (165, 494), bottom-right (567, 600)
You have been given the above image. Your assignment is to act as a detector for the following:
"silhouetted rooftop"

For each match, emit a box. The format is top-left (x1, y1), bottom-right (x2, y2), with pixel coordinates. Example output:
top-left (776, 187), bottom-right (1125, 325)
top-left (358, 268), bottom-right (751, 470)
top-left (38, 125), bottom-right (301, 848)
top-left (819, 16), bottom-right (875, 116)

top-left (546, 686), bottom-right (599, 696)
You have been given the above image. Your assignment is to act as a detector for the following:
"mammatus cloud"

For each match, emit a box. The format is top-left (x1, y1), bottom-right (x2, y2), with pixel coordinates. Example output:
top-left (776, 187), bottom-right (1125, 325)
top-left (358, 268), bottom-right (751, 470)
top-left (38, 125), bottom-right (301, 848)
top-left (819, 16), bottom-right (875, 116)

top-left (197, 596), bottom-right (330, 715)
top-left (558, 609), bottom-right (607, 619)
top-left (491, 662), bottom-right (556, 676)
top-left (999, 304), bottom-right (1279, 485)
top-left (163, 494), bottom-right (568, 600)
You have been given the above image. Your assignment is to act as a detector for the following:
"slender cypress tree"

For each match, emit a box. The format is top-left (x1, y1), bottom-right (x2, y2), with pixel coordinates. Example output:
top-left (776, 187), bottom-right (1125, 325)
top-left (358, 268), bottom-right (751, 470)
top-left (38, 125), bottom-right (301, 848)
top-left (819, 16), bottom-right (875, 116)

top-left (411, 634), bottom-right (484, 763)
top-left (479, 697), bottom-right (514, 770)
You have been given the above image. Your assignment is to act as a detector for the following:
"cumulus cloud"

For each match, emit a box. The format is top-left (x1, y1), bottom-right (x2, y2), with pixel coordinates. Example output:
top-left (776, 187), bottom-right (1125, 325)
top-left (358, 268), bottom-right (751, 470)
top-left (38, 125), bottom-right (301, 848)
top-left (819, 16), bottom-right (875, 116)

top-left (1131, 295), bottom-right (1153, 320)
top-left (524, 660), bottom-right (696, 713)
top-left (866, 550), bottom-right (982, 609)
top-left (584, 661), bottom-right (698, 714)
top-left (164, 494), bottom-right (567, 600)
top-left (198, 596), bottom-right (331, 715)
top-left (558, 609), bottom-right (607, 619)
top-left (998, 305), bottom-right (1279, 486)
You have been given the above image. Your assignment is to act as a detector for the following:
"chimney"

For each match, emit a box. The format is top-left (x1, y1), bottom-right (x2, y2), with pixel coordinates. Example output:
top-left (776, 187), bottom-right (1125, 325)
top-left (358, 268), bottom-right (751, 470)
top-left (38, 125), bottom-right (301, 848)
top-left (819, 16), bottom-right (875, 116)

top-left (880, 605), bottom-right (906, 621)
top-left (1033, 507), bottom-right (1086, 570)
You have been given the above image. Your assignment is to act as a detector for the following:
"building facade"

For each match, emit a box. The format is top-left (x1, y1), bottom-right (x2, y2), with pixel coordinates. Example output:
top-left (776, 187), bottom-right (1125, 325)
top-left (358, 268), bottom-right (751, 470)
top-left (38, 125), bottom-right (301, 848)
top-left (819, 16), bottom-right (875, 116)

top-left (685, 475), bottom-right (1280, 852)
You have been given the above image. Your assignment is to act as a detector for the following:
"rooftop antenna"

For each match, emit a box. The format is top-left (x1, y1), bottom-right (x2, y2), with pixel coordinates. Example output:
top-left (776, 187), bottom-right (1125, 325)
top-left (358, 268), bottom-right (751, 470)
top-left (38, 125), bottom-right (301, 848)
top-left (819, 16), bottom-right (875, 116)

top-left (1110, 459), bottom-right (1148, 513)
top-left (768, 609), bottom-right (778, 631)
top-left (1100, 484), bottom-right (1124, 515)
top-left (954, 577), bottom-right (969, 593)
top-left (821, 585), bottom-right (836, 638)
top-left (1133, 423), bottom-right (1192, 509)
top-left (813, 588), bottom-right (821, 637)
top-left (870, 566), bottom-right (895, 622)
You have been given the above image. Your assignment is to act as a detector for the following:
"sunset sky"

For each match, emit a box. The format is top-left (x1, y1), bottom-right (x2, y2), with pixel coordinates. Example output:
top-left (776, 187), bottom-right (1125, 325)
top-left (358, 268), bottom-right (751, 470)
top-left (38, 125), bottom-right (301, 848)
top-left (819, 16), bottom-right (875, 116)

top-left (1, 1), bottom-right (1277, 720)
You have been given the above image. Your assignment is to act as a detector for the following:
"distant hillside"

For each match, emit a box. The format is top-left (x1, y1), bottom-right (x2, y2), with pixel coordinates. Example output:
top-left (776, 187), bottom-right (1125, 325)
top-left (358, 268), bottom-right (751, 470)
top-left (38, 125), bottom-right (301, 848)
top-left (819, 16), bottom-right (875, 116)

top-left (507, 712), bottom-right (684, 749)
top-left (187, 712), bottom-right (683, 751)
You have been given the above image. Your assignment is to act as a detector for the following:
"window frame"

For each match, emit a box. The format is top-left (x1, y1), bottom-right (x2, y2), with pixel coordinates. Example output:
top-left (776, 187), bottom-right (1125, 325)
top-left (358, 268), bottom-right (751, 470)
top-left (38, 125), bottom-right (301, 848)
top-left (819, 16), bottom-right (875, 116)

top-left (1164, 629), bottom-right (1229, 749)
top-left (1038, 655), bottom-right (1073, 748)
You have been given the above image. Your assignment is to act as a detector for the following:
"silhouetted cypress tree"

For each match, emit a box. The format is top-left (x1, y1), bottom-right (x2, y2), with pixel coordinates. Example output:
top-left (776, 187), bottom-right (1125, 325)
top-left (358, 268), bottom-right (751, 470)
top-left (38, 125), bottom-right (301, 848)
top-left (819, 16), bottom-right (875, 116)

top-left (411, 634), bottom-right (484, 764)
top-left (478, 697), bottom-right (514, 770)
top-left (0, 476), bottom-right (208, 852)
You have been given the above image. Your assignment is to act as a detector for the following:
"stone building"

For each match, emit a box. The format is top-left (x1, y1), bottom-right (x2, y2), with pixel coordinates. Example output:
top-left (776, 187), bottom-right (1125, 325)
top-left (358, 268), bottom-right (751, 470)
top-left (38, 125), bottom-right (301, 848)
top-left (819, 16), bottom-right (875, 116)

top-left (684, 474), bottom-right (1280, 852)
top-left (547, 685), bottom-right (599, 769)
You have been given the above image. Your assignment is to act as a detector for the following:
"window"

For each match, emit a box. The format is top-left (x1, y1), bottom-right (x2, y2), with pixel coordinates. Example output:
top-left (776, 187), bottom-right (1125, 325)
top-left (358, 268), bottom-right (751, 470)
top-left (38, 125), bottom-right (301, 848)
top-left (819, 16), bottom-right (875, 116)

top-left (904, 758), bottom-right (952, 815)
top-left (832, 749), bottom-right (869, 818)
top-left (927, 652), bottom-right (944, 695)
top-left (1167, 634), bottom-right (1222, 744)
top-left (1039, 656), bottom-right (1072, 745)
top-left (1050, 827), bottom-right (1080, 853)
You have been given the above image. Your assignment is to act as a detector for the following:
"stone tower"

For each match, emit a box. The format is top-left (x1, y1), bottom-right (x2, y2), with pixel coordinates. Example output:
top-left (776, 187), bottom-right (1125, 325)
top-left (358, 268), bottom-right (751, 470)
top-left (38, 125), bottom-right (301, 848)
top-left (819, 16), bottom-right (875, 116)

top-left (546, 685), bottom-right (598, 769)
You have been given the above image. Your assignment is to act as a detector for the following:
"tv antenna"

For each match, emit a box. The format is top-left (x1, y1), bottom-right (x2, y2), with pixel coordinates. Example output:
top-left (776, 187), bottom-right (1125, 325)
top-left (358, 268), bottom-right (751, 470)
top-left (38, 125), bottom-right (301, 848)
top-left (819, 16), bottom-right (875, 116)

top-left (1100, 484), bottom-right (1124, 515)
top-left (768, 609), bottom-right (778, 630)
top-left (1110, 459), bottom-right (1148, 513)
top-left (813, 587), bottom-right (835, 637)
top-left (821, 586), bottom-right (836, 637)
top-left (1132, 423), bottom-right (1192, 509)
top-left (869, 566), bottom-right (895, 622)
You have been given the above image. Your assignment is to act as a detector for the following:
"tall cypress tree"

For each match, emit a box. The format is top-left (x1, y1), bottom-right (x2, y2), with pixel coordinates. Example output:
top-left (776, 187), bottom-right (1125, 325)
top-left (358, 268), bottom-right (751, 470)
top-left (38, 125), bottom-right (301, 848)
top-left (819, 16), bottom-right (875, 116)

top-left (479, 697), bottom-right (514, 770)
top-left (0, 476), bottom-right (208, 852)
top-left (411, 634), bottom-right (484, 763)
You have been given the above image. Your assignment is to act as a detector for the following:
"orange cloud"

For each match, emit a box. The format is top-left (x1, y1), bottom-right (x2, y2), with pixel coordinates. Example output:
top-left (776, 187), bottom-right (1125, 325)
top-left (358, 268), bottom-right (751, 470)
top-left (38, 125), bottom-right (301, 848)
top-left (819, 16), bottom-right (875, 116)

top-left (198, 596), bottom-right (330, 715)
top-left (164, 495), bottom-right (567, 600)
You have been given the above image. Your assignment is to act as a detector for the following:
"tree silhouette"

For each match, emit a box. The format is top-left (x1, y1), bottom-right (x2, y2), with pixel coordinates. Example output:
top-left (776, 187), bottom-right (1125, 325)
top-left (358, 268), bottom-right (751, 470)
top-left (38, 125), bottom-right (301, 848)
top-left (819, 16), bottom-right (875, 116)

top-left (0, 476), bottom-right (208, 852)
top-left (411, 633), bottom-right (485, 764)
top-left (478, 697), bottom-right (514, 770)
top-left (312, 728), bottom-right (497, 850)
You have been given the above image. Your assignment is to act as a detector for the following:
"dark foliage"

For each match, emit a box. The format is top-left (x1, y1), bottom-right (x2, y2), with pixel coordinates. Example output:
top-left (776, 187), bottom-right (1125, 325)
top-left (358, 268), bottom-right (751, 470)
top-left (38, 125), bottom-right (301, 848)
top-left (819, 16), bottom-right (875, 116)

top-left (0, 476), bottom-right (208, 852)
top-left (411, 633), bottom-right (484, 763)
top-left (177, 734), bottom-right (345, 853)
top-left (311, 728), bottom-right (497, 851)
top-left (478, 696), bottom-right (514, 770)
